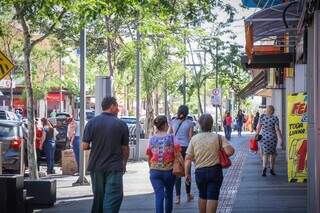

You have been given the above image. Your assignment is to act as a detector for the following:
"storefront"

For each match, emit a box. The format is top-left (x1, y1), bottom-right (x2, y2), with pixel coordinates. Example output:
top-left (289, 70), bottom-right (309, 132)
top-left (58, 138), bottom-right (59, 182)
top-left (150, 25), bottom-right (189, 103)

top-left (296, 0), bottom-right (320, 211)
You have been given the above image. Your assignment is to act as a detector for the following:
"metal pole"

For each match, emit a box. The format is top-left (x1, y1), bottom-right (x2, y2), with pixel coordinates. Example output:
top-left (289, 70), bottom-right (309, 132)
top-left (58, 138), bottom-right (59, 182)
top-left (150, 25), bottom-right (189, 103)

top-left (0, 142), bottom-right (2, 175)
top-left (73, 29), bottom-right (89, 186)
top-left (59, 55), bottom-right (63, 112)
top-left (20, 139), bottom-right (24, 175)
top-left (203, 52), bottom-right (207, 113)
top-left (135, 27), bottom-right (141, 161)
top-left (183, 37), bottom-right (187, 105)
top-left (215, 41), bottom-right (219, 133)
top-left (164, 79), bottom-right (168, 117)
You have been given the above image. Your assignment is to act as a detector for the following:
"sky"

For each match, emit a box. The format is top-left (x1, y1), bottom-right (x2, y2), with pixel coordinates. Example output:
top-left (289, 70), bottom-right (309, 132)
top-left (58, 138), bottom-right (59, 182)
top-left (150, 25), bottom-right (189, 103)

top-left (225, 0), bottom-right (256, 46)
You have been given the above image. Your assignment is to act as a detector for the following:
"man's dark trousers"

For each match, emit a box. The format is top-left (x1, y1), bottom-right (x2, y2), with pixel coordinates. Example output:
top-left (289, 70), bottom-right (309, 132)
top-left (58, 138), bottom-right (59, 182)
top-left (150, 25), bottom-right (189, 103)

top-left (90, 171), bottom-right (123, 213)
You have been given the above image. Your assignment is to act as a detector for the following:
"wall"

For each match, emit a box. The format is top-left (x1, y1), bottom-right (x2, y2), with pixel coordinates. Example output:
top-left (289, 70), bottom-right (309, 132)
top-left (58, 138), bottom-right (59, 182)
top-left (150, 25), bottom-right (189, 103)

top-left (295, 64), bottom-right (307, 92)
top-left (271, 90), bottom-right (283, 123)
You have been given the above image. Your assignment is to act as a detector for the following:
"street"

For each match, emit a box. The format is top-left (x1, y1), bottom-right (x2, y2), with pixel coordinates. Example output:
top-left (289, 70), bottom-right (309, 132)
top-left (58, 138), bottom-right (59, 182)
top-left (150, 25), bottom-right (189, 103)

top-left (36, 133), bottom-right (307, 213)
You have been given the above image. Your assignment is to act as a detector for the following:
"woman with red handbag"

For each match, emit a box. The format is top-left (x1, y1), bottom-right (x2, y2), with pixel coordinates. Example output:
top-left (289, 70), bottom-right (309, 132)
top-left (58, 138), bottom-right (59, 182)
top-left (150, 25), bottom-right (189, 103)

top-left (185, 114), bottom-right (235, 213)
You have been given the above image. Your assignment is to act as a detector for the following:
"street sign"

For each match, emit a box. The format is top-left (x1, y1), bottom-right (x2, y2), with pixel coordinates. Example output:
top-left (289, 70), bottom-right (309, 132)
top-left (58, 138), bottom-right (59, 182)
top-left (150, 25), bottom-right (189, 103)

top-left (0, 79), bottom-right (15, 89)
top-left (0, 51), bottom-right (14, 81)
top-left (211, 88), bottom-right (222, 106)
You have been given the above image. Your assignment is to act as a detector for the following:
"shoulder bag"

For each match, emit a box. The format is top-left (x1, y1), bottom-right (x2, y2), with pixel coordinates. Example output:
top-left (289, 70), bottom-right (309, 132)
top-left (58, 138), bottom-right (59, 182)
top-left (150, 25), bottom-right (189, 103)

top-left (218, 134), bottom-right (232, 169)
top-left (172, 122), bottom-right (185, 177)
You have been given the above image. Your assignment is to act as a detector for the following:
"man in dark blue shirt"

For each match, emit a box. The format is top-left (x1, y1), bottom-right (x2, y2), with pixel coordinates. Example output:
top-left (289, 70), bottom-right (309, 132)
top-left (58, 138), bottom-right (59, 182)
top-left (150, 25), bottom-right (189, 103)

top-left (82, 96), bottom-right (129, 213)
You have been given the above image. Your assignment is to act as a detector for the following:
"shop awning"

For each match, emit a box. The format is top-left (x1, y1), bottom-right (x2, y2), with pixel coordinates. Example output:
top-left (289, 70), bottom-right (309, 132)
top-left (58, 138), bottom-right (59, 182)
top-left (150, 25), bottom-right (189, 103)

top-left (237, 71), bottom-right (268, 99)
top-left (245, 2), bottom-right (302, 42)
top-left (241, 0), bottom-right (283, 8)
top-left (241, 52), bottom-right (295, 69)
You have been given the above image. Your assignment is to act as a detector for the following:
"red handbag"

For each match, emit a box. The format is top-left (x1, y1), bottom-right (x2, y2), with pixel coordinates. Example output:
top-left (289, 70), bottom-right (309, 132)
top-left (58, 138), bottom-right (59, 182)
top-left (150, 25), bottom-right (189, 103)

top-left (218, 135), bottom-right (232, 169)
top-left (249, 138), bottom-right (258, 151)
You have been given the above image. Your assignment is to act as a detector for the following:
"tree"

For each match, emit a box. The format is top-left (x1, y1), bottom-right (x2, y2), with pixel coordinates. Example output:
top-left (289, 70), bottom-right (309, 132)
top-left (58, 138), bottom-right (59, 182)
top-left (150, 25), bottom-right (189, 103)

top-left (0, 0), bottom-right (75, 179)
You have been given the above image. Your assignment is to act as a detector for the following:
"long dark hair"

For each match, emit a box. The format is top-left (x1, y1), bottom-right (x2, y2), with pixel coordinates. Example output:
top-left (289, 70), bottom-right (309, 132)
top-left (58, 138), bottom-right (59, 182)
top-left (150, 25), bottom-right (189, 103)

top-left (41, 117), bottom-right (54, 135)
top-left (177, 105), bottom-right (189, 120)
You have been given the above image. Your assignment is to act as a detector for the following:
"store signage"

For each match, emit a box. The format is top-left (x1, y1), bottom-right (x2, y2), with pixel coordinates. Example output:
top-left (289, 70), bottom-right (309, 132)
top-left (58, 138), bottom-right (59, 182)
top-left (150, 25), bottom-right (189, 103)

top-left (0, 79), bottom-right (15, 88)
top-left (0, 51), bottom-right (14, 81)
top-left (287, 92), bottom-right (307, 183)
top-left (211, 88), bottom-right (222, 106)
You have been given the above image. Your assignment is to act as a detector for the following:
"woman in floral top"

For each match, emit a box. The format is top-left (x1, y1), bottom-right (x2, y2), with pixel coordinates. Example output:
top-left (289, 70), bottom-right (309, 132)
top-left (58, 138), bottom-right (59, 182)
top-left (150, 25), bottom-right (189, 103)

top-left (146, 115), bottom-right (180, 213)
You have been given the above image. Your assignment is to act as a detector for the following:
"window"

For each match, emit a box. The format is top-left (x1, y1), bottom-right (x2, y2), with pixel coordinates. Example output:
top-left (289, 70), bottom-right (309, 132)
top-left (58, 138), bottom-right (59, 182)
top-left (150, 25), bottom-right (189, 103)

top-left (0, 126), bottom-right (16, 137)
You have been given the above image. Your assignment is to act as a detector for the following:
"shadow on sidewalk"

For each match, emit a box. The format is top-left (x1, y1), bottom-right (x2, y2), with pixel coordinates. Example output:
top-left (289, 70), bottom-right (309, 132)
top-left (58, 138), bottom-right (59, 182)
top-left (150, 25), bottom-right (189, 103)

top-left (232, 149), bottom-right (307, 213)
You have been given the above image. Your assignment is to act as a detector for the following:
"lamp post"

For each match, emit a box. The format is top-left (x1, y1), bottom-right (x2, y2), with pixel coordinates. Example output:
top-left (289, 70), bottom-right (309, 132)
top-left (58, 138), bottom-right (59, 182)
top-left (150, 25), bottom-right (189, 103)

top-left (73, 28), bottom-right (89, 186)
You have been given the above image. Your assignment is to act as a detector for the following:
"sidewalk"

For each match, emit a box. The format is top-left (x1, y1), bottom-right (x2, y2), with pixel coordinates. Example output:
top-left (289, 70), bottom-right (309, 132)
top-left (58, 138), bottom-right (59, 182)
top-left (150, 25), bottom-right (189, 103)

top-left (232, 146), bottom-right (307, 212)
top-left (36, 132), bottom-right (307, 213)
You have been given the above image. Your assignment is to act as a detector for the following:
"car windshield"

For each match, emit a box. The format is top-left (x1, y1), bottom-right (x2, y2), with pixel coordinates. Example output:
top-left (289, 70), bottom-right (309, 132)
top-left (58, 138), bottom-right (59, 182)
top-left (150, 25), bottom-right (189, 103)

top-left (0, 125), bottom-right (16, 137)
top-left (121, 118), bottom-right (136, 124)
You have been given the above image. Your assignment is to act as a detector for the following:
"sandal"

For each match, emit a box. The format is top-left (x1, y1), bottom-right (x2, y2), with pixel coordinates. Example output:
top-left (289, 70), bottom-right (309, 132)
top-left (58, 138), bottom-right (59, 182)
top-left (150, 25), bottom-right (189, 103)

top-left (187, 194), bottom-right (194, 202)
top-left (175, 196), bottom-right (180, 204)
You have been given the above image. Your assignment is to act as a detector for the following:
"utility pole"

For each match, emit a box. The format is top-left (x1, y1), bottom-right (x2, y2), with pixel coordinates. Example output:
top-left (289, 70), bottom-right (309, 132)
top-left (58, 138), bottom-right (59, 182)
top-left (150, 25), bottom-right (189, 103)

top-left (59, 55), bottom-right (63, 112)
top-left (215, 41), bottom-right (219, 133)
top-left (135, 26), bottom-right (141, 161)
top-left (73, 29), bottom-right (89, 186)
top-left (203, 51), bottom-right (207, 113)
top-left (183, 37), bottom-right (187, 105)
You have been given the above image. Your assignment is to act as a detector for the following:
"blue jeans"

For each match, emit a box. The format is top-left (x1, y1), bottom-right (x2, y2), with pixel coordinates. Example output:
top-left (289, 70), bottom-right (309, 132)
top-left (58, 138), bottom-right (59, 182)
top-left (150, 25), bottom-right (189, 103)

top-left (224, 125), bottom-right (232, 140)
top-left (90, 171), bottom-right (123, 213)
top-left (43, 140), bottom-right (56, 174)
top-left (72, 136), bottom-right (80, 170)
top-left (150, 169), bottom-right (176, 213)
top-left (237, 123), bottom-right (243, 136)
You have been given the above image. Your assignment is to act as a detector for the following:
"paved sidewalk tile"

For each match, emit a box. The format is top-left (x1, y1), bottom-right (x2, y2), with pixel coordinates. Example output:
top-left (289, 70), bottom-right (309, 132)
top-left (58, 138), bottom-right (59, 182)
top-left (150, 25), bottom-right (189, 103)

top-left (37, 133), bottom-right (306, 213)
top-left (231, 141), bottom-right (307, 213)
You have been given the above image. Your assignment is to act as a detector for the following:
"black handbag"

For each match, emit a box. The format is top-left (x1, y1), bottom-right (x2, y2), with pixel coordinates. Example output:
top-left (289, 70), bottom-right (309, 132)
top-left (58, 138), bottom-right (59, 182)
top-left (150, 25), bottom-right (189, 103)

top-left (255, 134), bottom-right (262, 141)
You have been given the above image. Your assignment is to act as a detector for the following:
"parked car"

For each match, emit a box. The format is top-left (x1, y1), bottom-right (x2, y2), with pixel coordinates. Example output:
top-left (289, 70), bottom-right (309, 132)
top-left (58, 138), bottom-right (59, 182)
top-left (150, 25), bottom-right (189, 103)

top-left (0, 110), bottom-right (20, 121)
top-left (86, 110), bottom-right (95, 120)
top-left (0, 120), bottom-right (26, 173)
top-left (120, 116), bottom-right (145, 141)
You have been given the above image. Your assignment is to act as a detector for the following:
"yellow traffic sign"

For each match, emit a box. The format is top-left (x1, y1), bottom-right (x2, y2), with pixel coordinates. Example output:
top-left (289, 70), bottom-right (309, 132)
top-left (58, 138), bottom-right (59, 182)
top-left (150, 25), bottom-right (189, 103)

top-left (0, 50), bottom-right (14, 80)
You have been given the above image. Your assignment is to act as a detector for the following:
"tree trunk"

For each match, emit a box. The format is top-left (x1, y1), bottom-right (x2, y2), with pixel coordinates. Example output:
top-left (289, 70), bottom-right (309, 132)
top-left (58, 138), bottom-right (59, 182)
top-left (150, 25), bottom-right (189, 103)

top-left (197, 85), bottom-right (203, 115)
top-left (24, 47), bottom-right (38, 179)
top-left (105, 15), bottom-right (114, 77)
top-left (17, 12), bottom-right (39, 179)
top-left (155, 91), bottom-right (159, 116)
top-left (146, 93), bottom-right (154, 138)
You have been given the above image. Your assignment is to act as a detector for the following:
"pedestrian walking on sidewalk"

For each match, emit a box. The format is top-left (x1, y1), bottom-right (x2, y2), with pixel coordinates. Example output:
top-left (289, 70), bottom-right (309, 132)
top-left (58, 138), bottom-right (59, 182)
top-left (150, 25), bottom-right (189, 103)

top-left (40, 118), bottom-right (56, 174)
top-left (236, 109), bottom-right (245, 136)
top-left (82, 96), bottom-right (129, 213)
top-left (223, 111), bottom-right (232, 140)
top-left (253, 112), bottom-right (260, 131)
top-left (256, 105), bottom-right (283, 176)
top-left (146, 115), bottom-right (181, 213)
top-left (168, 105), bottom-right (194, 204)
top-left (35, 118), bottom-right (44, 171)
top-left (67, 117), bottom-right (80, 174)
top-left (185, 114), bottom-right (235, 213)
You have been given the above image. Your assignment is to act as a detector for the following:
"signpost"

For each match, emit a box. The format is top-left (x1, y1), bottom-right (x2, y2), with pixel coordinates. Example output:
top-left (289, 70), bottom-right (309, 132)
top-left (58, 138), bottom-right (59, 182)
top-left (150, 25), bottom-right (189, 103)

top-left (0, 51), bottom-right (14, 80)
top-left (211, 88), bottom-right (222, 133)
top-left (211, 88), bottom-right (222, 106)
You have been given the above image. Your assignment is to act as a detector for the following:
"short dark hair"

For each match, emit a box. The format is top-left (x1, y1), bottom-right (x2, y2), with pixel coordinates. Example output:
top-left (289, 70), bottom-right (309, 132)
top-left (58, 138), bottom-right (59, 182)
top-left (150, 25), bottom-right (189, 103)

top-left (198, 113), bottom-right (213, 132)
top-left (101, 96), bottom-right (117, 111)
top-left (177, 105), bottom-right (189, 119)
top-left (153, 115), bottom-right (168, 131)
